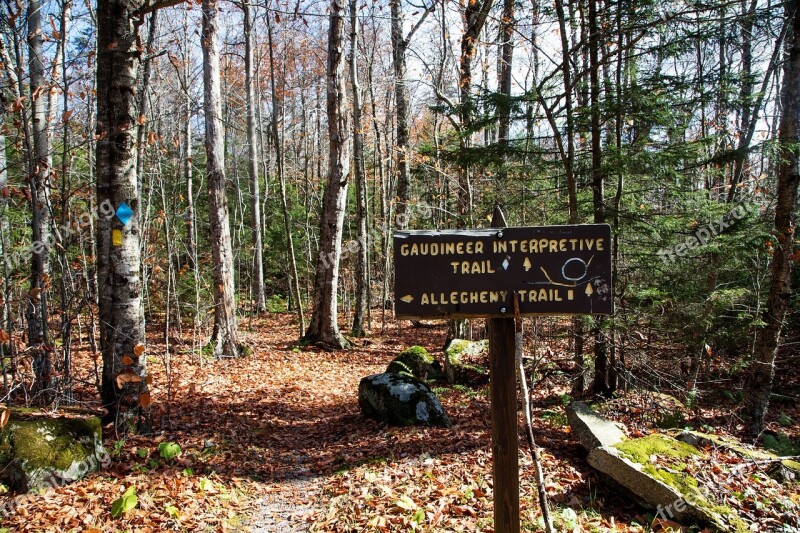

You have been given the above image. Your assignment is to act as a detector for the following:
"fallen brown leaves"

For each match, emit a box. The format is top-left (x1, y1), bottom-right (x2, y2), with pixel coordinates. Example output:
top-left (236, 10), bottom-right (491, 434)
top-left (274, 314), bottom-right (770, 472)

top-left (0, 314), bottom-right (797, 532)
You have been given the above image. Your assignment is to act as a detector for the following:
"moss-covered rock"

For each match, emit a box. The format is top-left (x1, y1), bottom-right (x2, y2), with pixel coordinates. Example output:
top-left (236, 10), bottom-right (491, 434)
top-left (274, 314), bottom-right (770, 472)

top-left (444, 339), bottom-right (489, 385)
top-left (677, 429), bottom-right (800, 478)
top-left (358, 373), bottom-right (452, 427)
top-left (601, 434), bottom-right (748, 532)
top-left (386, 346), bottom-right (442, 380)
top-left (0, 409), bottom-right (108, 492)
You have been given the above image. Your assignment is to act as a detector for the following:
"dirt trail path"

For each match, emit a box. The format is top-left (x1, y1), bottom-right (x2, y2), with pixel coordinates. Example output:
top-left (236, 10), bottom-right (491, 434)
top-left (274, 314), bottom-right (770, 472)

top-left (160, 315), bottom-right (442, 531)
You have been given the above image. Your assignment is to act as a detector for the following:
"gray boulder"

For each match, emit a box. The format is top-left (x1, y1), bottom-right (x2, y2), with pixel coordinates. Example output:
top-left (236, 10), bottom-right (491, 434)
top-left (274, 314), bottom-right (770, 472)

top-left (444, 339), bottom-right (489, 385)
top-left (567, 401), bottom-right (626, 451)
top-left (358, 373), bottom-right (452, 427)
top-left (0, 409), bottom-right (108, 491)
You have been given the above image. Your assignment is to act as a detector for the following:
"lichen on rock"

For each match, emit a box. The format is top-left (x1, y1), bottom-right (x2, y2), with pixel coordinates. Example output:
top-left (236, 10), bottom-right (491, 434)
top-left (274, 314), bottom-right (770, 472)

top-left (358, 372), bottom-right (452, 427)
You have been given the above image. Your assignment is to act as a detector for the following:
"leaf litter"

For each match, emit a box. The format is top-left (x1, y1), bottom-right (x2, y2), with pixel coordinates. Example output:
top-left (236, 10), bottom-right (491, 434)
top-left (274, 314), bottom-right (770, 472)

top-left (0, 313), bottom-right (797, 532)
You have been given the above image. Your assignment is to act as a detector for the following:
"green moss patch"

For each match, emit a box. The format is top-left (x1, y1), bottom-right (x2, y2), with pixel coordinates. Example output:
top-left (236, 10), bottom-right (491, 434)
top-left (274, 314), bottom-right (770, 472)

top-left (615, 434), bottom-right (702, 465)
top-left (386, 346), bottom-right (441, 380)
top-left (615, 435), bottom-right (703, 498)
top-left (614, 435), bottom-right (748, 532)
top-left (0, 409), bottom-right (105, 491)
top-left (782, 459), bottom-right (800, 471)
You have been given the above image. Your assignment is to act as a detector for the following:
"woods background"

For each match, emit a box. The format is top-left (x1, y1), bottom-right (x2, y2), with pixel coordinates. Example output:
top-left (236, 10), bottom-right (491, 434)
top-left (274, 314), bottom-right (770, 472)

top-left (0, 0), bottom-right (798, 434)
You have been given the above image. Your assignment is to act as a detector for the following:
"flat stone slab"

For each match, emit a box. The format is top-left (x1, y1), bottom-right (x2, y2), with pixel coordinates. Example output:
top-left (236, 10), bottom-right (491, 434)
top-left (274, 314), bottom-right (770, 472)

top-left (589, 439), bottom-right (746, 532)
top-left (567, 401), bottom-right (626, 451)
top-left (588, 445), bottom-right (699, 522)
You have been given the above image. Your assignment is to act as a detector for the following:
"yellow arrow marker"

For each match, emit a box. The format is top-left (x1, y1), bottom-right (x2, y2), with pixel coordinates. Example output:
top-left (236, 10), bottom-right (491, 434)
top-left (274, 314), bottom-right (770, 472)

top-left (585, 283), bottom-right (594, 296)
top-left (523, 257), bottom-right (531, 271)
top-left (400, 294), bottom-right (414, 303)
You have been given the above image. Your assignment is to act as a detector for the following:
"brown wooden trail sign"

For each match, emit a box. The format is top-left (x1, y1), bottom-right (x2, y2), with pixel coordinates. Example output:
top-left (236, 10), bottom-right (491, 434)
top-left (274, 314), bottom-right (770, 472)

top-left (394, 212), bottom-right (613, 533)
top-left (394, 224), bottom-right (613, 318)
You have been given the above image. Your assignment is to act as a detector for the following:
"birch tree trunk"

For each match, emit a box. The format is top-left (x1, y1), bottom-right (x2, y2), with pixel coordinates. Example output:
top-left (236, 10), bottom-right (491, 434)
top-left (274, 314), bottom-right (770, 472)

top-left (0, 51), bottom-right (9, 394)
top-left (243, 0), bottom-right (266, 313)
top-left (350, 0), bottom-right (368, 337)
top-left (27, 0), bottom-right (53, 403)
top-left (744, 0), bottom-right (800, 434)
top-left (96, 0), bottom-right (150, 431)
top-left (304, 0), bottom-right (350, 349)
top-left (202, 0), bottom-right (245, 358)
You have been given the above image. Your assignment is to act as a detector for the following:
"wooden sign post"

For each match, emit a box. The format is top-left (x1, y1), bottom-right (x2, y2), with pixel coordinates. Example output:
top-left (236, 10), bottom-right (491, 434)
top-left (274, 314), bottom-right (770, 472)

top-left (488, 206), bottom-right (520, 533)
top-left (394, 208), bottom-right (613, 533)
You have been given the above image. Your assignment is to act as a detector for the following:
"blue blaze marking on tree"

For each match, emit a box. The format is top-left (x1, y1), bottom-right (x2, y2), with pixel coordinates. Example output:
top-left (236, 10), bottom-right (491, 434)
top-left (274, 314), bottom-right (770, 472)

top-left (116, 202), bottom-right (134, 225)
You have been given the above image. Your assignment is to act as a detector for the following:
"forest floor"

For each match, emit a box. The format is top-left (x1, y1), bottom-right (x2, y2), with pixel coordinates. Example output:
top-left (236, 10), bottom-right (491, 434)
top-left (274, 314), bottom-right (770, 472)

top-left (0, 312), bottom-right (798, 532)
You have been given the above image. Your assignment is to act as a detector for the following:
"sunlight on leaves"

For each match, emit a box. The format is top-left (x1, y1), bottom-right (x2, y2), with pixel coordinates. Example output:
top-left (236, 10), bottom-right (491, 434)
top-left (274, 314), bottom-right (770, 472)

top-left (158, 441), bottom-right (181, 460)
top-left (110, 486), bottom-right (138, 518)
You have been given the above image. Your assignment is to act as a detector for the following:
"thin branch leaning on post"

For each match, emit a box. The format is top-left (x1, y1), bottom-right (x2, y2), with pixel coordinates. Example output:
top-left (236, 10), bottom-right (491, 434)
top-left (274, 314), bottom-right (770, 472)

top-left (514, 294), bottom-right (554, 533)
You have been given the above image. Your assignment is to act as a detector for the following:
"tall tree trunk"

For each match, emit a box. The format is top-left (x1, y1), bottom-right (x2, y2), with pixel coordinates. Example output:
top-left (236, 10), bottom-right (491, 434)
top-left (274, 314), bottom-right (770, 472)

top-left (588, 0), bottom-right (609, 398)
top-left (304, 0), bottom-right (351, 349)
top-left (350, 0), bottom-right (368, 337)
top-left (135, 10), bottom-right (157, 313)
top-left (497, 0), bottom-right (514, 149)
top-left (96, 0), bottom-right (149, 432)
top-left (57, 0), bottom-right (74, 403)
top-left (609, 1), bottom-right (627, 394)
top-left (456, 0), bottom-right (494, 224)
top-left (181, 10), bottom-right (196, 269)
top-left (552, 0), bottom-right (584, 395)
top-left (243, 0), bottom-right (266, 313)
top-left (266, 10), bottom-right (305, 336)
top-left (0, 48), bottom-right (10, 395)
top-left (27, 0), bottom-right (53, 403)
top-left (744, 0), bottom-right (800, 434)
top-left (202, 0), bottom-right (244, 358)
top-left (390, 0), bottom-right (410, 228)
